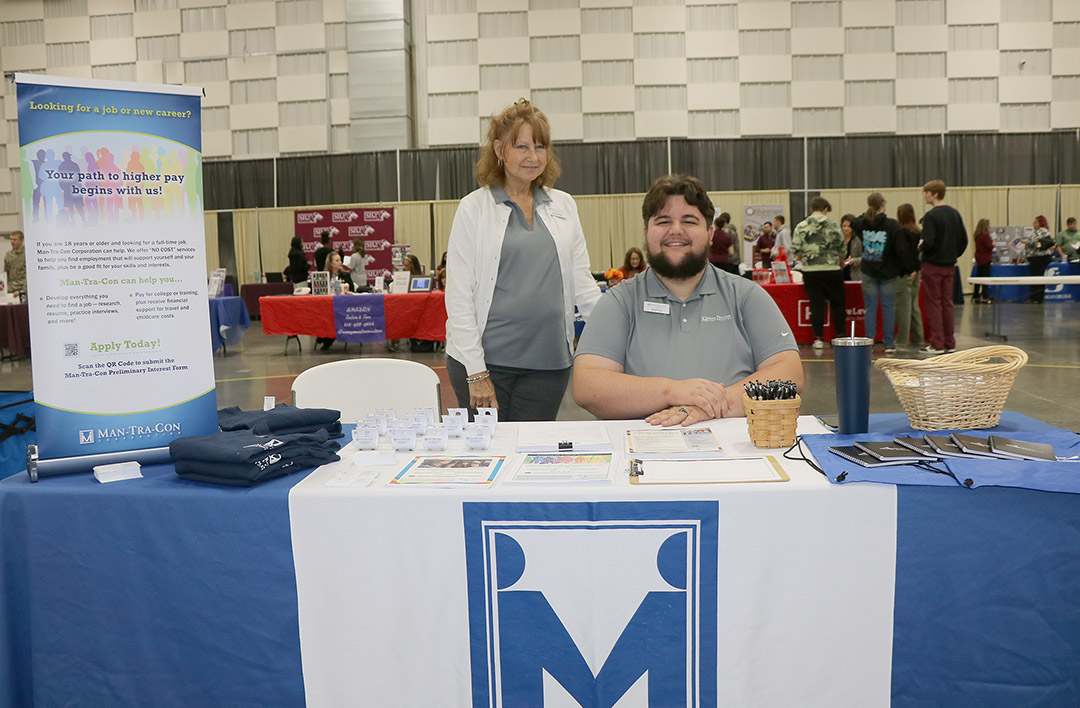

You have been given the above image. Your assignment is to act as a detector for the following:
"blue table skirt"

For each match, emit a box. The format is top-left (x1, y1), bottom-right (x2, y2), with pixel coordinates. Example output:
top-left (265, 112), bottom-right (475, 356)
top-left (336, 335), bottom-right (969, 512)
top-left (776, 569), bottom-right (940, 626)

top-left (2, 413), bottom-right (1079, 707)
top-left (209, 296), bottom-right (251, 352)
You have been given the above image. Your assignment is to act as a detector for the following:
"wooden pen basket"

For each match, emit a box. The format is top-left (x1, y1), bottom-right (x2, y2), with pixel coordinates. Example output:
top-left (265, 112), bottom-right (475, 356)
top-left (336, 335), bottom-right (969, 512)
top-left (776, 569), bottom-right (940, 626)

top-left (744, 393), bottom-right (801, 448)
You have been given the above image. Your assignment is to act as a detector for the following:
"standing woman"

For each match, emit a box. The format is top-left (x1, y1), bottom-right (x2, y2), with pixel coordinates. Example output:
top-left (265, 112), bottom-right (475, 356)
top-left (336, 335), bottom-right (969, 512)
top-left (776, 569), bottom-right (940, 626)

top-left (286, 236), bottom-right (309, 285)
top-left (346, 237), bottom-right (369, 290)
top-left (972, 218), bottom-right (994, 303)
top-left (841, 214), bottom-right (861, 281)
top-left (1024, 215), bottom-right (1056, 304)
top-left (894, 204), bottom-right (924, 349)
top-left (856, 193), bottom-right (902, 353)
top-left (445, 100), bottom-right (602, 420)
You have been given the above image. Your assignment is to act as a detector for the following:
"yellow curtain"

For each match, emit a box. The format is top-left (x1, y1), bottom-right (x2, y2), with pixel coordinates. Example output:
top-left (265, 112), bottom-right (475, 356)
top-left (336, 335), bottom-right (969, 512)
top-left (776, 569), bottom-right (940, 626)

top-left (1061, 186), bottom-right (1080, 230)
top-left (1007, 186), bottom-right (1057, 231)
top-left (203, 212), bottom-right (219, 272)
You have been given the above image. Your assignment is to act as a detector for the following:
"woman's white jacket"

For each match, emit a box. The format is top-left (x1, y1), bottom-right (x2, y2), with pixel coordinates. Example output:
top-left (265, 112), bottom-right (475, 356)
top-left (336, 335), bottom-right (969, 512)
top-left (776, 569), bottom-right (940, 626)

top-left (445, 186), bottom-right (603, 375)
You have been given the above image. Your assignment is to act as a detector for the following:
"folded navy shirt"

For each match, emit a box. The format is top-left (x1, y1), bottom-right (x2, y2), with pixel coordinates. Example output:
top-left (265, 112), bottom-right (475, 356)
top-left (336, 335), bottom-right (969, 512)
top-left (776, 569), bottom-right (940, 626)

top-left (170, 429), bottom-right (338, 464)
top-left (170, 428), bottom-right (341, 486)
top-left (217, 404), bottom-right (343, 438)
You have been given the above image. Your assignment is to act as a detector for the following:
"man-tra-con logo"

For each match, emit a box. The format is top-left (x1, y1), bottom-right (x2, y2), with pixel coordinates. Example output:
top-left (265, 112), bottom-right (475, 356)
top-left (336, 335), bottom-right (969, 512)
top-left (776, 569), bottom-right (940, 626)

top-left (464, 501), bottom-right (718, 708)
top-left (79, 421), bottom-right (182, 444)
top-left (333, 210), bottom-right (360, 222)
top-left (362, 209), bottom-right (392, 222)
top-left (297, 212), bottom-right (324, 224)
top-left (348, 225), bottom-right (376, 238)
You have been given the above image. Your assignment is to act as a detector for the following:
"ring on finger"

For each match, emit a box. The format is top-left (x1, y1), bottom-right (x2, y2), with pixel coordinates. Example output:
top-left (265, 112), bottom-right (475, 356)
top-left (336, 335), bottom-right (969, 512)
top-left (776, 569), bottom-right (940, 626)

top-left (678, 407), bottom-right (689, 416)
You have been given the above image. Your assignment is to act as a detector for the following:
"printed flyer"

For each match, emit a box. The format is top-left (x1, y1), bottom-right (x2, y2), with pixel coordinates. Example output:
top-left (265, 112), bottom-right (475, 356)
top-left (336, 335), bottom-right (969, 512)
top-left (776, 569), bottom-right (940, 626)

top-left (16, 74), bottom-right (217, 460)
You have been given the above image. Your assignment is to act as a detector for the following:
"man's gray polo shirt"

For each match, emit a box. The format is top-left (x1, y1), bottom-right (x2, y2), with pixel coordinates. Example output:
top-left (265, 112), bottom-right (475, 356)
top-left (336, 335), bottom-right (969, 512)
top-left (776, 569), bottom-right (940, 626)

top-left (575, 265), bottom-right (797, 385)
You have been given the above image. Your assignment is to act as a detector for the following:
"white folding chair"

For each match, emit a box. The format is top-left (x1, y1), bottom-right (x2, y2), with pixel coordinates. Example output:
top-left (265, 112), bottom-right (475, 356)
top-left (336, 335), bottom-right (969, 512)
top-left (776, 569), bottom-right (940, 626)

top-left (291, 358), bottom-right (442, 422)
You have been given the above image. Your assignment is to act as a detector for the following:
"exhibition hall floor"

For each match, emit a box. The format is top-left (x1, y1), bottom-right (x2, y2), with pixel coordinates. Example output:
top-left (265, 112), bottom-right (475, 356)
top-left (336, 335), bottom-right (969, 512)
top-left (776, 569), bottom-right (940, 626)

top-left (3, 300), bottom-right (1078, 431)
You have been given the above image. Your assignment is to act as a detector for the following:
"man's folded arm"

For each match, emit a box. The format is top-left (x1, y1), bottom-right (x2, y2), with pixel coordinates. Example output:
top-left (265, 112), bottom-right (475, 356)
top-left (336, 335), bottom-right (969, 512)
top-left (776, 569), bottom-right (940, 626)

top-left (573, 353), bottom-right (728, 420)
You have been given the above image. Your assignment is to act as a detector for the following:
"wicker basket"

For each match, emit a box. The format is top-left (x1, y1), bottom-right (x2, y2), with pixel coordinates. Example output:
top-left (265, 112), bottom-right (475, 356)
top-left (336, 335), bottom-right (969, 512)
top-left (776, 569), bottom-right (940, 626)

top-left (744, 393), bottom-right (801, 448)
top-left (874, 345), bottom-right (1027, 431)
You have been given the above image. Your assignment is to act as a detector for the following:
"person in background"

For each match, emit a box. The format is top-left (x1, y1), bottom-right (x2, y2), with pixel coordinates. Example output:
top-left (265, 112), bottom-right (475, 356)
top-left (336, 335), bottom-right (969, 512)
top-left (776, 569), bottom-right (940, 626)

top-left (434, 251), bottom-right (448, 290)
top-left (445, 99), bottom-right (601, 420)
top-left (315, 252), bottom-right (350, 351)
top-left (919, 179), bottom-right (967, 355)
top-left (841, 214), bottom-right (861, 281)
top-left (4, 230), bottom-right (26, 298)
top-left (856, 192), bottom-right (902, 354)
top-left (773, 215), bottom-right (791, 255)
top-left (618, 247), bottom-right (647, 280)
top-left (1024, 215), bottom-right (1058, 304)
top-left (717, 212), bottom-right (742, 270)
top-left (894, 204), bottom-right (925, 349)
top-left (313, 231), bottom-right (334, 271)
top-left (972, 218), bottom-right (994, 304)
top-left (790, 198), bottom-right (845, 351)
top-left (710, 217), bottom-right (737, 274)
top-left (345, 237), bottom-right (370, 292)
top-left (755, 220), bottom-right (775, 269)
top-left (285, 235), bottom-right (309, 285)
top-left (1057, 217), bottom-right (1078, 261)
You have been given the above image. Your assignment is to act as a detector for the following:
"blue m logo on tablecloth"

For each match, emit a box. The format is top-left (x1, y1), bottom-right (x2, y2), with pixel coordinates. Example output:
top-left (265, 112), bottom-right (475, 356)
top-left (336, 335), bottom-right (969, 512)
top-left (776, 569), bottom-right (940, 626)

top-left (463, 501), bottom-right (718, 708)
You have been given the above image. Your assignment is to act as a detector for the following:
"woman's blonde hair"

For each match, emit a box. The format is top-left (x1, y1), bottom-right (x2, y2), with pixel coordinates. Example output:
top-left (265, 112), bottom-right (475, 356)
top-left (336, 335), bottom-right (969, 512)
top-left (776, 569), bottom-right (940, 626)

top-left (475, 99), bottom-right (561, 189)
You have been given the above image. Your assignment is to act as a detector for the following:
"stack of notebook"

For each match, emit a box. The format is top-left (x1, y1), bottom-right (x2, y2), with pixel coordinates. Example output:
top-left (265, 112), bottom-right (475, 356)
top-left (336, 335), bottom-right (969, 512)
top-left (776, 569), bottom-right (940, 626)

top-left (830, 434), bottom-right (1056, 468)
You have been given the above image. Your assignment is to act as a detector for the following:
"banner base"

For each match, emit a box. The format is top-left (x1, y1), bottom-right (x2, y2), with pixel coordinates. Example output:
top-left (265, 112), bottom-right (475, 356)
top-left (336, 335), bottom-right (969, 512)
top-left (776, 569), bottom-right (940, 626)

top-left (27, 444), bottom-right (171, 482)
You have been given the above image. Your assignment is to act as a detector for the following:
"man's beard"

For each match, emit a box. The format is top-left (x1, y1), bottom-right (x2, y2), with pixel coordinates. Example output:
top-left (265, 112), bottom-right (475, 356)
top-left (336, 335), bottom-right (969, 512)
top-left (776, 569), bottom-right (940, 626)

top-left (645, 243), bottom-right (709, 280)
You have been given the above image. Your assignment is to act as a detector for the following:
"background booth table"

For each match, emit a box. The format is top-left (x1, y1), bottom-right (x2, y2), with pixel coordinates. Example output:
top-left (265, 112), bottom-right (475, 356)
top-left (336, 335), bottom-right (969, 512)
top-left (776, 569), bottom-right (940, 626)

top-left (1, 415), bottom-right (1077, 708)
top-left (0, 303), bottom-right (30, 360)
top-left (208, 295), bottom-right (251, 353)
top-left (971, 262), bottom-right (1080, 303)
top-left (260, 291), bottom-right (447, 342)
top-left (240, 282), bottom-right (293, 319)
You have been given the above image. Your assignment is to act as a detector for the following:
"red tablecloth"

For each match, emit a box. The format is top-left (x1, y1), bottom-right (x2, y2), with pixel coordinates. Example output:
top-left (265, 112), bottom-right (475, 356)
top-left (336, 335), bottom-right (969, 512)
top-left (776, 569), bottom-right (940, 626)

top-left (763, 281), bottom-right (926, 344)
top-left (240, 283), bottom-right (293, 319)
top-left (0, 304), bottom-right (30, 359)
top-left (260, 292), bottom-right (447, 341)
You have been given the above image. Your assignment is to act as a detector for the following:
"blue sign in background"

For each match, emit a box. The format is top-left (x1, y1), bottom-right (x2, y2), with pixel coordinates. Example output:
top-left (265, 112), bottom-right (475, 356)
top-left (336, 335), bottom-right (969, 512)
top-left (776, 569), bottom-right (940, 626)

top-left (333, 294), bottom-right (387, 343)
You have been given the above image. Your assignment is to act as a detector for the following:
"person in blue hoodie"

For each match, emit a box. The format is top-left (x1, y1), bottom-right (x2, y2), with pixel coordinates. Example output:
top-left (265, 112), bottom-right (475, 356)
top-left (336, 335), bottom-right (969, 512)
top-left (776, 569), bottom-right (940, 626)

top-left (854, 192), bottom-right (903, 354)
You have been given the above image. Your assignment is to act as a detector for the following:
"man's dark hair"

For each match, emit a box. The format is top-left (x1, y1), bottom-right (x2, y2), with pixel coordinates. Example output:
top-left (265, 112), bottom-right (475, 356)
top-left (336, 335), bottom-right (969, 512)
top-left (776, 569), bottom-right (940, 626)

top-left (810, 197), bottom-right (831, 212)
top-left (642, 174), bottom-right (715, 226)
top-left (1068, 217), bottom-right (1077, 226)
top-left (922, 179), bottom-right (946, 199)
top-left (320, 232), bottom-right (330, 244)
top-left (775, 215), bottom-right (785, 225)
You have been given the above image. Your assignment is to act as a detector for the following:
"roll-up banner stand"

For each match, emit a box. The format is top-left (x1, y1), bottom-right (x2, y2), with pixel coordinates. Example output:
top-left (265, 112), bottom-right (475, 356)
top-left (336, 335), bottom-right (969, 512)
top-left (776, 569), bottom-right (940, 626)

top-left (15, 74), bottom-right (217, 481)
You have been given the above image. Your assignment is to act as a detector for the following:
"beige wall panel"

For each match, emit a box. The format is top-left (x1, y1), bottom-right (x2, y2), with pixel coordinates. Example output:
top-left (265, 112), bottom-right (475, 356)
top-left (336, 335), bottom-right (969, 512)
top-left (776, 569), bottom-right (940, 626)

top-left (89, 37), bottom-right (136, 65)
top-left (1, 45), bottom-right (47, 72)
top-left (133, 10), bottom-right (180, 36)
top-left (44, 16), bottom-right (90, 42)
top-left (276, 24), bottom-right (325, 53)
top-left (203, 211), bottom-right (219, 272)
top-left (180, 30), bottom-right (228, 59)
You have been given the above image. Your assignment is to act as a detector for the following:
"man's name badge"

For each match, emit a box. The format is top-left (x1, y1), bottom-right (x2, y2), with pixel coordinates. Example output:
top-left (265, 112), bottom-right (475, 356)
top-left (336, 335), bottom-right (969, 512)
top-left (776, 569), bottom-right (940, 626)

top-left (643, 301), bottom-right (670, 315)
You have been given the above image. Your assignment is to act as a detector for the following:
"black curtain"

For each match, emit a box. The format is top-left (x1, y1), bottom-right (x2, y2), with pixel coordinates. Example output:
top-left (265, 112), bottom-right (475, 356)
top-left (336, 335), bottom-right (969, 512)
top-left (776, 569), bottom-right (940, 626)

top-left (807, 135), bottom-right (945, 189)
top-left (436, 146), bottom-right (480, 201)
top-left (275, 152), bottom-right (400, 206)
top-left (670, 138), bottom-right (804, 191)
top-left (203, 158), bottom-right (274, 210)
top-left (556, 140), bottom-right (668, 195)
top-left (945, 132), bottom-right (1079, 186)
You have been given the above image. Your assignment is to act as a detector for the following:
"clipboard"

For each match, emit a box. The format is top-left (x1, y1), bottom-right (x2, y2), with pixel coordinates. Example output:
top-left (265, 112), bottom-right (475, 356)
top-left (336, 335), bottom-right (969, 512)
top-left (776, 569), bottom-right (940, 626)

top-left (628, 456), bottom-right (789, 484)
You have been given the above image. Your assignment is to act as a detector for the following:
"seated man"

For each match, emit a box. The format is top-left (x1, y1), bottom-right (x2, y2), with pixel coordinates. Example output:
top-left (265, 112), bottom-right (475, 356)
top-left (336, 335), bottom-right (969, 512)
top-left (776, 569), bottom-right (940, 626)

top-left (573, 174), bottom-right (803, 426)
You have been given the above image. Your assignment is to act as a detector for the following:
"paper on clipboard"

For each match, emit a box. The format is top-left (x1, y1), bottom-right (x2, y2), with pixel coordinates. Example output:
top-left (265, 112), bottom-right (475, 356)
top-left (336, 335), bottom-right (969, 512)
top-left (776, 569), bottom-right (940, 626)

top-left (628, 456), bottom-right (789, 484)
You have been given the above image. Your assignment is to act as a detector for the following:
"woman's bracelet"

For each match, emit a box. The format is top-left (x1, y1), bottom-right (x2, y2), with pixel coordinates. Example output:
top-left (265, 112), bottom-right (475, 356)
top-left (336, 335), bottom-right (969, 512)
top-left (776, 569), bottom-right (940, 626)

top-left (466, 371), bottom-right (490, 384)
